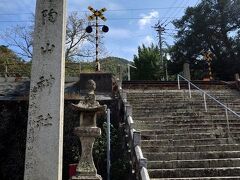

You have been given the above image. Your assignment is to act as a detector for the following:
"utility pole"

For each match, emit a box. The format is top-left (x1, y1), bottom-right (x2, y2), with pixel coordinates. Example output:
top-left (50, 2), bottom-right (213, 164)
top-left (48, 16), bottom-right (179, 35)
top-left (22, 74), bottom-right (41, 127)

top-left (153, 21), bottom-right (166, 80)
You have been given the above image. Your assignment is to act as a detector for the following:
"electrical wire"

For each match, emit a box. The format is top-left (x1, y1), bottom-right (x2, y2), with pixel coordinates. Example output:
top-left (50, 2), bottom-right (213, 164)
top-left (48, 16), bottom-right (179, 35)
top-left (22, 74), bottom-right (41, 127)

top-left (0, 13), bottom-right (32, 15)
top-left (160, 0), bottom-right (179, 25)
top-left (163, 0), bottom-right (190, 27)
top-left (0, 17), bottom-right (184, 23)
top-left (0, 6), bottom-right (195, 16)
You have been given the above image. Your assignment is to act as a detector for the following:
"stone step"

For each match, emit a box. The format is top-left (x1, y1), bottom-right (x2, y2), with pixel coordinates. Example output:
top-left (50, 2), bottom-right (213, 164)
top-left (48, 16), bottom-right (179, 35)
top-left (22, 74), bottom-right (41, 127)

top-left (138, 127), bottom-right (240, 135)
top-left (133, 108), bottom-right (229, 113)
top-left (134, 123), bottom-right (240, 131)
top-left (132, 108), bottom-right (239, 113)
top-left (141, 132), bottom-right (240, 140)
top-left (144, 151), bottom-right (240, 161)
top-left (151, 177), bottom-right (240, 180)
top-left (131, 107), bottom-right (240, 114)
top-left (136, 119), bottom-right (239, 126)
top-left (133, 112), bottom-right (207, 118)
top-left (148, 158), bottom-right (240, 169)
top-left (127, 97), bottom-right (233, 100)
top-left (132, 111), bottom-right (240, 116)
top-left (127, 93), bottom-right (238, 98)
top-left (127, 95), bottom-right (239, 101)
top-left (127, 90), bottom-right (238, 95)
top-left (129, 103), bottom-right (240, 108)
top-left (141, 138), bottom-right (239, 147)
top-left (131, 106), bottom-right (240, 113)
top-left (127, 95), bottom-right (239, 99)
top-left (127, 101), bottom-right (240, 107)
top-left (129, 104), bottom-right (240, 109)
top-left (148, 167), bottom-right (240, 178)
top-left (127, 97), bottom-right (239, 102)
top-left (127, 96), bottom-right (240, 102)
top-left (133, 114), bottom-right (240, 119)
top-left (134, 115), bottom-right (238, 121)
top-left (141, 144), bottom-right (240, 153)
top-left (130, 103), bottom-right (240, 108)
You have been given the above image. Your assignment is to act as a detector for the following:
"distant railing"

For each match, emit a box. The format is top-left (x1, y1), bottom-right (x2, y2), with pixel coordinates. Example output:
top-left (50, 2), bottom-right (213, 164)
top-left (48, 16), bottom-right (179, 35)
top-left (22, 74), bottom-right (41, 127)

top-left (120, 91), bottom-right (150, 180)
top-left (177, 74), bottom-right (240, 138)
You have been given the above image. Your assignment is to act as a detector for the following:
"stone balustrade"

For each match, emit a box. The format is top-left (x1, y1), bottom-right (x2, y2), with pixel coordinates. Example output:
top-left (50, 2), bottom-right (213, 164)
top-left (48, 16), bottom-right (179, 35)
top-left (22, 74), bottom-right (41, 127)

top-left (120, 90), bottom-right (150, 180)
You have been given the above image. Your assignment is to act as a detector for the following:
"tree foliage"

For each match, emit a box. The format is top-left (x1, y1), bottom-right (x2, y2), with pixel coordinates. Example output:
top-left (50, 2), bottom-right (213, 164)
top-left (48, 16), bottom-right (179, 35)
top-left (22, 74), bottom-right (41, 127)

top-left (65, 12), bottom-right (96, 60)
top-left (100, 57), bottom-right (129, 79)
top-left (132, 44), bottom-right (162, 80)
top-left (169, 0), bottom-right (240, 80)
top-left (65, 57), bottom-right (130, 77)
top-left (0, 45), bottom-right (31, 77)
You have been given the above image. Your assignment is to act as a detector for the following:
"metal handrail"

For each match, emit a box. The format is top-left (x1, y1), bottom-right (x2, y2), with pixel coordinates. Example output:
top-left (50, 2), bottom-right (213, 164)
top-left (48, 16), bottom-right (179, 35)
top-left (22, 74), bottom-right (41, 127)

top-left (178, 74), bottom-right (240, 118)
top-left (177, 74), bottom-right (240, 137)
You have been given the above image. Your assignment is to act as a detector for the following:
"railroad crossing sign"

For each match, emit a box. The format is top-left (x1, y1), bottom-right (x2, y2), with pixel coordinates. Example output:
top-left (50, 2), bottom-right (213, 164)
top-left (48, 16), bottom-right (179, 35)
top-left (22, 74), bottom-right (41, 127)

top-left (86, 6), bottom-right (109, 71)
top-left (203, 51), bottom-right (214, 80)
top-left (204, 51), bottom-right (213, 62)
top-left (88, 6), bottom-right (107, 21)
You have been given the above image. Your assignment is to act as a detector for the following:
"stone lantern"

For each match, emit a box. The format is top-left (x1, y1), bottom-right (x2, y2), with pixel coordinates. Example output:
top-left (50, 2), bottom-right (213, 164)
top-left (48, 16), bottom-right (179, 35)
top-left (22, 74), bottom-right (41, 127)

top-left (71, 79), bottom-right (106, 180)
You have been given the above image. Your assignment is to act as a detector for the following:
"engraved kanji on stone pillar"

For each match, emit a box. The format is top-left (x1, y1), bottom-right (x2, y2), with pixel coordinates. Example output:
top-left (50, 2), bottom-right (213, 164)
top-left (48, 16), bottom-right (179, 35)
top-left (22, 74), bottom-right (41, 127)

top-left (42, 8), bottom-right (58, 25)
top-left (24, 0), bottom-right (67, 179)
top-left (41, 42), bottom-right (55, 54)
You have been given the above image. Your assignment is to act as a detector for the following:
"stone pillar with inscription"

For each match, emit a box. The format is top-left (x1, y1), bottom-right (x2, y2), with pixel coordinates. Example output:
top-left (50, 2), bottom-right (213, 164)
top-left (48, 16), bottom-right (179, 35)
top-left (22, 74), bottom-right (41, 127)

top-left (71, 80), bottom-right (106, 180)
top-left (24, 0), bottom-right (66, 180)
top-left (183, 61), bottom-right (191, 80)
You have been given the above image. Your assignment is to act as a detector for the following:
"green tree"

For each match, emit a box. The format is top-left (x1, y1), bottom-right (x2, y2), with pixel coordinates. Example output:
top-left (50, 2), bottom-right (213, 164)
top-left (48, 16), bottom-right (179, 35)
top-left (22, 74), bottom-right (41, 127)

top-left (132, 44), bottom-right (162, 80)
top-left (0, 45), bottom-right (31, 77)
top-left (169, 0), bottom-right (240, 80)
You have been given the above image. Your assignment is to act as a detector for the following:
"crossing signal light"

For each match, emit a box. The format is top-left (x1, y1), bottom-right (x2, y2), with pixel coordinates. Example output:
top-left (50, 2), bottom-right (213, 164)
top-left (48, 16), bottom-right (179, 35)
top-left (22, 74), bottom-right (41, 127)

top-left (86, 26), bottom-right (93, 33)
top-left (102, 25), bottom-right (109, 33)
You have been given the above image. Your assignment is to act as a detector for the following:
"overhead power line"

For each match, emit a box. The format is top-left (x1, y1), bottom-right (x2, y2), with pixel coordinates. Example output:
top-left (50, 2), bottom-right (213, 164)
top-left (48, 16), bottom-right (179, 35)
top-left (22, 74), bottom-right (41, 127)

top-left (0, 13), bottom-right (32, 15)
top-left (160, 0), bottom-right (179, 25)
top-left (0, 16), bottom-right (184, 23)
top-left (0, 20), bottom-right (33, 22)
top-left (194, 0), bottom-right (201, 6)
top-left (163, 0), bottom-right (190, 27)
top-left (107, 6), bottom-right (189, 12)
top-left (0, 6), bottom-right (196, 16)
top-left (108, 16), bottom-right (181, 20)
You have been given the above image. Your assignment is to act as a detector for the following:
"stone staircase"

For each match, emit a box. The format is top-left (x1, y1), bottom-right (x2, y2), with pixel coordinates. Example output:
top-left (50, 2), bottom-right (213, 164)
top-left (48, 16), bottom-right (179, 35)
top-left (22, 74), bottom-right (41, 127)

top-left (124, 85), bottom-right (240, 179)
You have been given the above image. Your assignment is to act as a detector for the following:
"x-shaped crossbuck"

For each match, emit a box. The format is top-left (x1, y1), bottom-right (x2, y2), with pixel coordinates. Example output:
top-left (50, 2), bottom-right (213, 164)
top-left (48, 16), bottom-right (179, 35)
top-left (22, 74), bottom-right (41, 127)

top-left (88, 6), bottom-right (107, 21)
top-left (204, 51), bottom-right (213, 61)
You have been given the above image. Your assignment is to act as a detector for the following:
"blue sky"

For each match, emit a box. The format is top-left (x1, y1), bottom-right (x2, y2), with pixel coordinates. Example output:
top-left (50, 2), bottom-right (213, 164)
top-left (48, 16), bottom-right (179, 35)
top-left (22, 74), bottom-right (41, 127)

top-left (0, 0), bottom-right (200, 61)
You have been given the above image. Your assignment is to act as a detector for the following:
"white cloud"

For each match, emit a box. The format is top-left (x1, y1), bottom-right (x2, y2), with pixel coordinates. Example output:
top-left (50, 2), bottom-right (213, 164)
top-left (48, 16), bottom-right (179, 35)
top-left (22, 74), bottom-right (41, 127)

top-left (138, 11), bottom-right (159, 29)
top-left (141, 35), bottom-right (155, 46)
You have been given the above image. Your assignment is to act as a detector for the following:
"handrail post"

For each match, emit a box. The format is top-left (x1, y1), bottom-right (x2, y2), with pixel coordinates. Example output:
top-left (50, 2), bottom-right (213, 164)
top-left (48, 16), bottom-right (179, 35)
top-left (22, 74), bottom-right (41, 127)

top-left (225, 108), bottom-right (230, 139)
top-left (188, 81), bottom-right (192, 98)
top-left (107, 109), bottom-right (111, 180)
top-left (177, 75), bottom-right (180, 90)
top-left (203, 93), bottom-right (207, 112)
